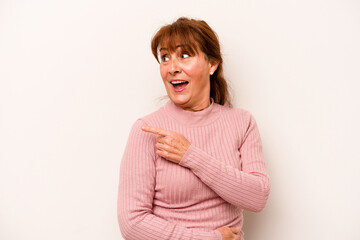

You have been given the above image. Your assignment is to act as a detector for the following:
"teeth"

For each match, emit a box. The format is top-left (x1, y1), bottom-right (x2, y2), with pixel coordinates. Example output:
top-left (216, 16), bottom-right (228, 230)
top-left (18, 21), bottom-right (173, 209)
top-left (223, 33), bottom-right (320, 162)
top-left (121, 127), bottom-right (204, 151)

top-left (171, 80), bottom-right (187, 84)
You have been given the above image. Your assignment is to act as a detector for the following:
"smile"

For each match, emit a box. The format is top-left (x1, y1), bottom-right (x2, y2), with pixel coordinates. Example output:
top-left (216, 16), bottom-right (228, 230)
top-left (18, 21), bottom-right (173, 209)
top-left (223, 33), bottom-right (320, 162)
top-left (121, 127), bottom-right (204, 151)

top-left (170, 80), bottom-right (189, 92)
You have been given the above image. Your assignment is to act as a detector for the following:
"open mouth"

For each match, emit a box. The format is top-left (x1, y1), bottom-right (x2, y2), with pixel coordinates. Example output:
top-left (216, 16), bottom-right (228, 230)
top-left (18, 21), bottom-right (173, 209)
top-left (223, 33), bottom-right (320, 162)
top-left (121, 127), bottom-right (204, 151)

top-left (170, 80), bottom-right (189, 91)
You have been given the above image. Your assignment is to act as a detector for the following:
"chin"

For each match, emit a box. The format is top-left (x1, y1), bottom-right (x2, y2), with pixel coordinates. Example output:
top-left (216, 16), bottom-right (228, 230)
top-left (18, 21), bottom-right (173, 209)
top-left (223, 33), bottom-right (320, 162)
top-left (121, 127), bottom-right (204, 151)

top-left (169, 95), bottom-right (191, 107)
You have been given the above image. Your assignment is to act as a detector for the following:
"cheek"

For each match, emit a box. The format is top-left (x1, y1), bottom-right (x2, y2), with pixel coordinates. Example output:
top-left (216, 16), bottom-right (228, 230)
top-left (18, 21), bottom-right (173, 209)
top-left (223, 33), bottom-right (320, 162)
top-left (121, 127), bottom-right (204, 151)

top-left (160, 65), bottom-right (167, 80)
top-left (183, 63), bottom-right (207, 83)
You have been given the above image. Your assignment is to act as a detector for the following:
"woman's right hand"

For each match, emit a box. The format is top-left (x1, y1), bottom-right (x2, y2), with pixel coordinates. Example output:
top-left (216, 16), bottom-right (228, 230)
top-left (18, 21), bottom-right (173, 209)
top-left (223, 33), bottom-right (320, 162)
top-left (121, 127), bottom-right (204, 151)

top-left (216, 226), bottom-right (241, 240)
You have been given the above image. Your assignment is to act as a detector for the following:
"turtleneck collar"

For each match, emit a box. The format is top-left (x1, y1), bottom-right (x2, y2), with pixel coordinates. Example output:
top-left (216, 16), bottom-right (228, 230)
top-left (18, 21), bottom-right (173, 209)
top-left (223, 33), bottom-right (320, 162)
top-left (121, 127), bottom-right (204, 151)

top-left (163, 99), bottom-right (222, 127)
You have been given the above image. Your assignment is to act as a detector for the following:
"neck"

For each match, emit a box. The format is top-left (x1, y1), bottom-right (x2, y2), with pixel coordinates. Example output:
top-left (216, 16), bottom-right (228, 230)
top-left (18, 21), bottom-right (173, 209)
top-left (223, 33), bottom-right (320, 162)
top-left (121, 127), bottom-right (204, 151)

top-left (163, 98), bottom-right (221, 127)
top-left (179, 98), bottom-right (211, 112)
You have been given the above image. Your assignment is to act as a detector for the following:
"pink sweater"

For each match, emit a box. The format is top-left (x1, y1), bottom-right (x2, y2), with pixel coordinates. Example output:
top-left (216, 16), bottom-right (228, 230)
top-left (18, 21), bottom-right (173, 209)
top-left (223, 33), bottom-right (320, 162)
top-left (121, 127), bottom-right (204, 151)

top-left (117, 100), bottom-right (270, 240)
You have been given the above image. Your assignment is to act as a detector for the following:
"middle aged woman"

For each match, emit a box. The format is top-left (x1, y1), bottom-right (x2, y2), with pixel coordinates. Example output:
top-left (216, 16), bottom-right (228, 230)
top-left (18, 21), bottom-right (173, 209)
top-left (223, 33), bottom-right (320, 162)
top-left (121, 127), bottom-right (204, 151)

top-left (118, 17), bottom-right (270, 240)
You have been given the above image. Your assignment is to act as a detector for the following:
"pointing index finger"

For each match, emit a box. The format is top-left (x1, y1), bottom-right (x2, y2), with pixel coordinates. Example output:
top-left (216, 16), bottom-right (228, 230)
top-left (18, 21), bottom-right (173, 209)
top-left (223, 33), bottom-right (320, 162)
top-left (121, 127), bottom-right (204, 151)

top-left (141, 126), bottom-right (169, 136)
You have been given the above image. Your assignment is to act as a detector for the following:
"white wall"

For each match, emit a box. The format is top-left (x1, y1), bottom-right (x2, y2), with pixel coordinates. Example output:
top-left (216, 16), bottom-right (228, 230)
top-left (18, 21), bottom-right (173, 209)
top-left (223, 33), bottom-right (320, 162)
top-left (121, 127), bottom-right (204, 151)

top-left (1, 0), bottom-right (359, 239)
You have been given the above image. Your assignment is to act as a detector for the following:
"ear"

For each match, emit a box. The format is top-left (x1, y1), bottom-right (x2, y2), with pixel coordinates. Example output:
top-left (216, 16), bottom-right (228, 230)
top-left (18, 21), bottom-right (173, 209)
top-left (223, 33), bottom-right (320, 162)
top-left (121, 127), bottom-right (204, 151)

top-left (209, 60), bottom-right (219, 75)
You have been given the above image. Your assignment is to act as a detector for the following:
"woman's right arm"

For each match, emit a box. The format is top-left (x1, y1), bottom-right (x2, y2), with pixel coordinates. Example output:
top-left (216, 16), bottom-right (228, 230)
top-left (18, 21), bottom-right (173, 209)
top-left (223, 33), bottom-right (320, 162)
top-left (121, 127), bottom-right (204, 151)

top-left (117, 119), bottom-right (222, 240)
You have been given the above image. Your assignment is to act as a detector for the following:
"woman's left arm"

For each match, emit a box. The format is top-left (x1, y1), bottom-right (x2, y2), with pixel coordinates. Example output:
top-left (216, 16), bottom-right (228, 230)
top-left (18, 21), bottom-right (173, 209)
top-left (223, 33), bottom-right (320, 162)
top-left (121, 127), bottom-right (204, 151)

top-left (179, 113), bottom-right (270, 212)
top-left (143, 113), bottom-right (270, 212)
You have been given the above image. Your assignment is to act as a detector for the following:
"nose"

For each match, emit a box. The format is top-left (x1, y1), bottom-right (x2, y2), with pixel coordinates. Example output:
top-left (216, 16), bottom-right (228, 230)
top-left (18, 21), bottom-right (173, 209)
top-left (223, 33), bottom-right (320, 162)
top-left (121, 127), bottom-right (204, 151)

top-left (168, 58), bottom-right (181, 75)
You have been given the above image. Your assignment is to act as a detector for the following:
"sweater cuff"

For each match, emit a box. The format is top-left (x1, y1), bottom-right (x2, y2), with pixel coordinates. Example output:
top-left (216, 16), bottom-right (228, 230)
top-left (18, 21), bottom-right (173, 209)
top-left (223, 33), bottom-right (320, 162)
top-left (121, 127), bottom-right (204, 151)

top-left (215, 230), bottom-right (222, 239)
top-left (179, 144), bottom-right (219, 184)
top-left (179, 144), bottom-right (202, 169)
top-left (196, 229), bottom-right (222, 240)
top-left (211, 230), bottom-right (222, 240)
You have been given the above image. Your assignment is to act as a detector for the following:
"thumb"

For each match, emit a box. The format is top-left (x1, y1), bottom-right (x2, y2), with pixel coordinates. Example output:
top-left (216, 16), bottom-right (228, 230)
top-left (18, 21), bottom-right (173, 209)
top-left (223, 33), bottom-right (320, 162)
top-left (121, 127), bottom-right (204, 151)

top-left (230, 226), bottom-right (240, 234)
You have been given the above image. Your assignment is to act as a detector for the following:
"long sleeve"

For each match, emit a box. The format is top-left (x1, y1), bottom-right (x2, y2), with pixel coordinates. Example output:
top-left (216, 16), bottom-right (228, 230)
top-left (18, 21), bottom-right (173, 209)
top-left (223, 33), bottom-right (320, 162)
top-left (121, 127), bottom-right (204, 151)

top-left (179, 113), bottom-right (270, 212)
top-left (117, 119), bottom-right (222, 240)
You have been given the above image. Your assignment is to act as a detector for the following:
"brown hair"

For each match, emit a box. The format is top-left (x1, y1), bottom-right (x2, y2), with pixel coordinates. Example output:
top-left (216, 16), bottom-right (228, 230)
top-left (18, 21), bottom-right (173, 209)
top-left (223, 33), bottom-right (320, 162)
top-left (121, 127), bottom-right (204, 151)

top-left (151, 17), bottom-right (232, 107)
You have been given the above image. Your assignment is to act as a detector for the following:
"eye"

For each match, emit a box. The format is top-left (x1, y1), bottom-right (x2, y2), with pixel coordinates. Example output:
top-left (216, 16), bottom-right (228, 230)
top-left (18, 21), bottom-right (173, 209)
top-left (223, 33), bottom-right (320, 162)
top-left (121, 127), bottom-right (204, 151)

top-left (181, 53), bottom-right (191, 59)
top-left (161, 54), bottom-right (170, 62)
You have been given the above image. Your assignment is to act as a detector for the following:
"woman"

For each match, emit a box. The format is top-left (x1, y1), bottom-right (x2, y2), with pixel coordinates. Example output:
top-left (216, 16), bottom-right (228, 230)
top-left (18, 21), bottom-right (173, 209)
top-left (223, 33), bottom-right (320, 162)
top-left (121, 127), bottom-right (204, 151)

top-left (118, 17), bottom-right (270, 240)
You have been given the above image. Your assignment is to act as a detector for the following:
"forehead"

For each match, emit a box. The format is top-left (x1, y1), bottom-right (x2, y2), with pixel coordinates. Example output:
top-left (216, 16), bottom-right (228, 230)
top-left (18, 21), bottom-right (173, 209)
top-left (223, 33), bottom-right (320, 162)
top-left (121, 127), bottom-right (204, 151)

top-left (157, 34), bottom-right (200, 54)
top-left (159, 44), bottom-right (188, 52)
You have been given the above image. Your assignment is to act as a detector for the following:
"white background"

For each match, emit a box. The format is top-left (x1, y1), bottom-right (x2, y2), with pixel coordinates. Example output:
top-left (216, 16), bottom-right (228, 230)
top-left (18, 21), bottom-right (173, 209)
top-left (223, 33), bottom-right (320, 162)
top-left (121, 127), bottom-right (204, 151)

top-left (1, 0), bottom-right (359, 239)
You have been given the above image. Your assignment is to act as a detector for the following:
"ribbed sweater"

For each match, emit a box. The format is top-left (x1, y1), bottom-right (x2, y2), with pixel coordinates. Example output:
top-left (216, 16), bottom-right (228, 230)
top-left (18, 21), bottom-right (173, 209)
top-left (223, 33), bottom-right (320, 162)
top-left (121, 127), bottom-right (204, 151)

top-left (117, 100), bottom-right (270, 240)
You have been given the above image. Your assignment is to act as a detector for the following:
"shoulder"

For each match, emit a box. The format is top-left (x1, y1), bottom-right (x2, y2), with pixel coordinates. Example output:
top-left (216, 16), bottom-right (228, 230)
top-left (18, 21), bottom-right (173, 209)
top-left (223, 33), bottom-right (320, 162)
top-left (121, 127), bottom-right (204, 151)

top-left (126, 109), bottom-right (163, 149)
top-left (216, 104), bottom-right (255, 123)
top-left (216, 104), bottom-right (260, 139)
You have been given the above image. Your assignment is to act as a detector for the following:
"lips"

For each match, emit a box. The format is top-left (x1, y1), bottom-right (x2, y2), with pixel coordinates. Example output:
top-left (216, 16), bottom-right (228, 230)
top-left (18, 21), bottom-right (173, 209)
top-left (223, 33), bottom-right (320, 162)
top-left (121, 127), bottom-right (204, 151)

top-left (170, 80), bottom-right (189, 92)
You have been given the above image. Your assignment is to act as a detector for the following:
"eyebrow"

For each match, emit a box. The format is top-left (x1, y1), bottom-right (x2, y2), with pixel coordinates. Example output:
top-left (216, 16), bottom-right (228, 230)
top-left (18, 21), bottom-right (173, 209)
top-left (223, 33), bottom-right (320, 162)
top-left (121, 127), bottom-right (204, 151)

top-left (159, 45), bottom-right (185, 52)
